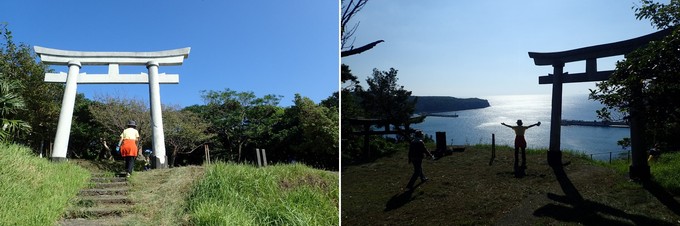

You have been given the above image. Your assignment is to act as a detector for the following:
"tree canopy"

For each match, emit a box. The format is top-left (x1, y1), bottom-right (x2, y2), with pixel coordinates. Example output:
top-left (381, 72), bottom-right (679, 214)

top-left (590, 0), bottom-right (680, 149)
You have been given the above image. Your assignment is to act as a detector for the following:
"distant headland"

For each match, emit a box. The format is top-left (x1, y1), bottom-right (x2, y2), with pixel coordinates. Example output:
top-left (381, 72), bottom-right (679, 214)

top-left (411, 96), bottom-right (490, 113)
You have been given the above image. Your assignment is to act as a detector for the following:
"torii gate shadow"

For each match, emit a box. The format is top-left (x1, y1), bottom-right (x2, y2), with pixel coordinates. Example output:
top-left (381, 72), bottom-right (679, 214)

top-left (533, 165), bottom-right (678, 225)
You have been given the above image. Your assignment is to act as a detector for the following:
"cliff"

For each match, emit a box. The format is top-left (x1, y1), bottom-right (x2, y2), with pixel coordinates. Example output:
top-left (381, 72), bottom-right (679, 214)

top-left (411, 96), bottom-right (490, 113)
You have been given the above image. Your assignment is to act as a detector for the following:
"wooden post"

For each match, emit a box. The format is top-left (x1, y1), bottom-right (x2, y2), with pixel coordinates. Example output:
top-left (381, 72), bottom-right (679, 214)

top-left (363, 124), bottom-right (370, 161)
top-left (255, 148), bottom-right (262, 167)
top-left (548, 62), bottom-right (565, 167)
top-left (489, 133), bottom-right (496, 166)
top-left (492, 134), bottom-right (496, 158)
top-left (204, 144), bottom-right (210, 165)
top-left (261, 149), bottom-right (268, 167)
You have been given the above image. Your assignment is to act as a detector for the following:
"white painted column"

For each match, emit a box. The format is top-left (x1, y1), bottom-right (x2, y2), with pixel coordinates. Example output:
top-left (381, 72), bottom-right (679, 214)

top-left (147, 61), bottom-right (167, 168)
top-left (51, 61), bottom-right (81, 161)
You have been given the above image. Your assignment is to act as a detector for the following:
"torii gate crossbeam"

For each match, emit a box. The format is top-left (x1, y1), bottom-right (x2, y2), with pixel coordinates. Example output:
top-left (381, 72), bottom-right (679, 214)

top-left (35, 46), bottom-right (190, 169)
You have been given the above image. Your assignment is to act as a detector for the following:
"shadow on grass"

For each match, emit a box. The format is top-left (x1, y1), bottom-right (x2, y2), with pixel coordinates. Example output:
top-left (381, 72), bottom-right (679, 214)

top-left (384, 182), bottom-right (424, 212)
top-left (643, 180), bottom-right (680, 217)
top-left (533, 165), bottom-right (676, 225)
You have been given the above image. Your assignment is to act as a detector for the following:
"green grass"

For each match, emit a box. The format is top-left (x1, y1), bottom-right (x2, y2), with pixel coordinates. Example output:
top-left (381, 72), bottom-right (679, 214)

top-left (0, 143), bottom-right (89, 225)
top-left (188, 163), bottom-right (339, 226)
top-left (124, 166), bottom-right (205, 225)
top-left (650, 152), bottom-right (680, 193)
top-left (592, 151), bottom-right (680, 194)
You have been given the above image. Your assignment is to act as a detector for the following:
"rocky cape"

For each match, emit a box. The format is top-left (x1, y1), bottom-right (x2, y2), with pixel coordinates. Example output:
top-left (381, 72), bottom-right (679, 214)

top-left (410, 96), bottom-right (490, 113)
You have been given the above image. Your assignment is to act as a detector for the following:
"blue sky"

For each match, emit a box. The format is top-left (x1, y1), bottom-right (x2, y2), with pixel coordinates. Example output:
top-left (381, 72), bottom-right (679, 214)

top-left (342, 0), bottom-right (664, 98)
top-left (2, 0), bottom-right (339, 107)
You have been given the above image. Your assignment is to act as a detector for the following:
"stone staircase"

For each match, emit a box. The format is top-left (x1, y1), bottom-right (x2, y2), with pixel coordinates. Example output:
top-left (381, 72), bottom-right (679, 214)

top-left (58, 174), bottom-right (133, 226)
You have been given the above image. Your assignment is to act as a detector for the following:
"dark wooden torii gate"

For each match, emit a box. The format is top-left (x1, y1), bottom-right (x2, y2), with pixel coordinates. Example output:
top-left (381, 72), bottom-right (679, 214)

top-left (528, 27), bottom-right (673, 180)
top-left (348, 116), bottom-right (425, 160)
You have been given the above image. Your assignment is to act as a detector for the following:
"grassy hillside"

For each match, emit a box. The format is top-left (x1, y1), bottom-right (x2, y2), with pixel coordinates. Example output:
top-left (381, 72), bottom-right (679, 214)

top-left (68, 159), bottom-right (338, 225)
top-left (342, 144), bottom-right (680, 225)
top-left (188, 163), bottom-right (339, 225)
top-left (0, 143), bottom-right (89, 225)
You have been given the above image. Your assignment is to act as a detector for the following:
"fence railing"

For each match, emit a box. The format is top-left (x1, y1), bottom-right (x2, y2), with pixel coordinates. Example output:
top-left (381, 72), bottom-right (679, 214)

top-left (586, 150), bottom-right (630, 163)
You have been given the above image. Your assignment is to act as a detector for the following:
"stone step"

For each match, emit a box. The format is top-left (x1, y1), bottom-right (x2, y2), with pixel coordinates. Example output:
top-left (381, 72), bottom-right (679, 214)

top-left (79, 188), bottom-right (129, 196)
top-left (91, 181), bottom-right (129, 189)
top-left (90, 177), bottom-right (127, 183)
top-left (58, 217), bottom-right (129, 226)
top-left (77, 195), bottom-right (132, 206)
top-left (64, 206), bottom-right (130, 219)
top-left (89, 172), bottom-right (116, 177)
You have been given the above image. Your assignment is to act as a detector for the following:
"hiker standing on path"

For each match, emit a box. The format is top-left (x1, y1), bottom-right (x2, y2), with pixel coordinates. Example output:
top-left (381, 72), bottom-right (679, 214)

top-left (501, 120), bottom-right (540, 177)
top-left (118, 120), bottom-right (140, 177)
top-left (407, 130), bottom-right (434, 190)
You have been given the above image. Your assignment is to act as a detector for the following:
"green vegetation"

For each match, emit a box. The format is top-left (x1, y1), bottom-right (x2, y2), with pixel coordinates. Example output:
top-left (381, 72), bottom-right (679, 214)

top-left (0, 143), bottom-right (89, 225)
top-left (597, 151), bottom-right (680, 194)
top-left (125, 166), bottom-right (205, 225)
top-left (188, 163), bottom-right (339, 225)
top-left (590, 0), bottom-right (680, 149)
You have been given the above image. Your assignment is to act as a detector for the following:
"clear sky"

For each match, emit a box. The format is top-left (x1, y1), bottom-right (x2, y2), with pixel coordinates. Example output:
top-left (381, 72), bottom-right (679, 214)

top-left (342, 0), bottom-right (664, 98)
top-left (2, 0), bottom-right (339, 107)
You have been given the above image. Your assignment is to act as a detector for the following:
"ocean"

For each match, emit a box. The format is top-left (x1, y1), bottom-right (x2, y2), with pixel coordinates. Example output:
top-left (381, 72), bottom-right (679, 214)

top-left (412, 94), bottom-right (631, 160)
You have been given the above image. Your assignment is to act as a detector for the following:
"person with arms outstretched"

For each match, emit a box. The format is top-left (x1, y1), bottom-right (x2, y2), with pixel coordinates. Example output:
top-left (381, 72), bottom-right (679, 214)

top-left (501, 120), bottom-right (540, 176)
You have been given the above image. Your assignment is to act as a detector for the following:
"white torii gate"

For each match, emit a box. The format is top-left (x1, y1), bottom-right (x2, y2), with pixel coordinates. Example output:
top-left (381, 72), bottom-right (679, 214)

top-left (34, 46), bottom-right (190, 169)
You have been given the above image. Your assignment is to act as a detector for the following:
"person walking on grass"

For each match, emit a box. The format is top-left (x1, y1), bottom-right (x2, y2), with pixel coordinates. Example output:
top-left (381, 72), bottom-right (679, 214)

top-left (407, 130), bottom-right (434, 190)
top-left (118, 120), bottom-right (140, 177)
top-left (501, 120), bottom-right (540, 176)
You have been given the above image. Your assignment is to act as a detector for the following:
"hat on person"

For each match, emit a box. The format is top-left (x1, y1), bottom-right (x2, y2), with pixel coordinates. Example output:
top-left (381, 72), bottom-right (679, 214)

top-left (127, 120), bottom-right (137, 127)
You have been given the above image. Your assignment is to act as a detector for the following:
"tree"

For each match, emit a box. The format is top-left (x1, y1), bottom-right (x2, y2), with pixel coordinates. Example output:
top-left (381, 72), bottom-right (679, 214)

top-left (0, 23), bottom-right (63, 150)
top-left (200, 89), bottom-right (283, 161)
top-left (360, 68), bottom-right (417, 132)
top-left (341, 0), bottom-right (384, 57)
top-left (163, 106), bottom-right (213, 167)
top-left (68, 93), bottom-right (109, 159)
top-left (590, 0), bottom-right (680, 149)
top-left (88, 95), bottom-right (152, 156)
top-left (0, 74), bottom-right (30, 142)
top-left (270, 94), bottom-right (338, 170)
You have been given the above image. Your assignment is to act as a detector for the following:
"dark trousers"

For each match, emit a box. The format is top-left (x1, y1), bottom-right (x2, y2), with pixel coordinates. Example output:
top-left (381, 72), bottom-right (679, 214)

top-left (514, 147), bottom-right (527, 177)
top-left (407, 159), bottom-right (425, 188)
top-left (514, 146), bottom-right (527, 168)
top-left (124, 156), bottom-right (135, 174)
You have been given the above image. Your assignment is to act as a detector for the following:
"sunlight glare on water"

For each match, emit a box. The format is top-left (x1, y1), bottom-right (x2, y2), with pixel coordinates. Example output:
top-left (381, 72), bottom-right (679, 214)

top-left (413, 94), bottom-right (629, 160)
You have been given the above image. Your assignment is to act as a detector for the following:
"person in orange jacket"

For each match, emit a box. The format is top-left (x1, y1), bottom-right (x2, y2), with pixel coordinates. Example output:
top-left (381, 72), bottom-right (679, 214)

top-left (118, 120), bottom-right (140, 177)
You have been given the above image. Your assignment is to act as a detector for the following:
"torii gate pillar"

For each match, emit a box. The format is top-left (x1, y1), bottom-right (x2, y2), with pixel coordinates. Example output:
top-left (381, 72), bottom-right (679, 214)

top-left (51, 61), bottom-right (81, 161)
top-left (146, 61), bottom-right (167, 168)
top-left (35, 46), bottom-right (190, 169)
top-left (547, 62), bottom-right (564, 167)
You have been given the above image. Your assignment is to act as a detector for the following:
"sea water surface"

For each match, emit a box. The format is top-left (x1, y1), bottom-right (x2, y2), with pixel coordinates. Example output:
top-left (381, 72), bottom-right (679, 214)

top-left (412, 94), bottom-right (630, 160)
